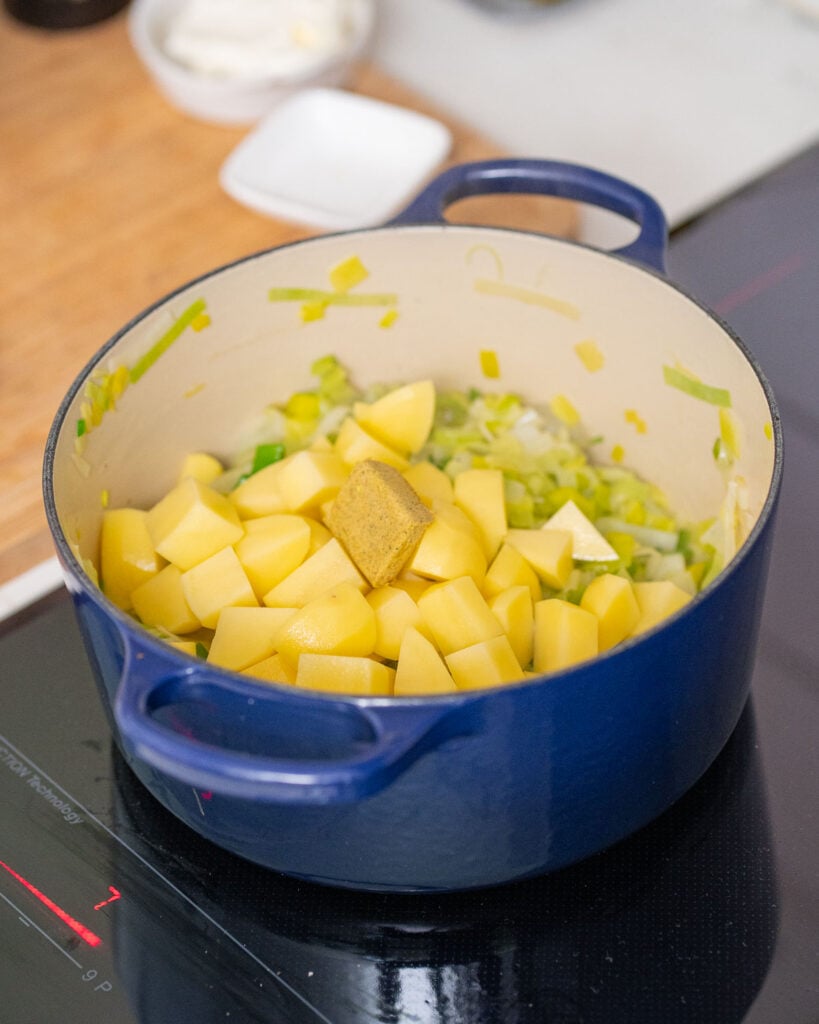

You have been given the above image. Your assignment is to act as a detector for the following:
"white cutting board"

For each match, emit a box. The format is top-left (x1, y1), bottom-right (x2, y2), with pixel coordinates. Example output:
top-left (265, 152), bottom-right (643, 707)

top-left (373, 0), bottom-right (819, 244)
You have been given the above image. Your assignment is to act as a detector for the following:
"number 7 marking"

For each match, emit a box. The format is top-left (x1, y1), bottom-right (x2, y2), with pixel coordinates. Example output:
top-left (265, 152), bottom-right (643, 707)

top-left (93, 887), bottom-right (121, 910)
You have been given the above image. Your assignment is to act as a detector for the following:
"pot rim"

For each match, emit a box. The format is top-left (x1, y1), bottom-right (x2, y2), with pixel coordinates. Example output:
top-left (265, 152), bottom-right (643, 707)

top-left (42, 220), bottom-right (785, 709)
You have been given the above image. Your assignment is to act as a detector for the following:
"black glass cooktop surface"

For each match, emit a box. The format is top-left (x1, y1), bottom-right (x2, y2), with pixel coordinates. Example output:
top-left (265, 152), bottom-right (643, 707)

top-left (1, 146), bottom-right (817, 1024)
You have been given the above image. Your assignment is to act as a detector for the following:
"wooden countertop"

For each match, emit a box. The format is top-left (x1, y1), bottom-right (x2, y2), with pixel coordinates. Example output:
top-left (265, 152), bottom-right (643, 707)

top-left (0, 8), bottom-right (577, 588)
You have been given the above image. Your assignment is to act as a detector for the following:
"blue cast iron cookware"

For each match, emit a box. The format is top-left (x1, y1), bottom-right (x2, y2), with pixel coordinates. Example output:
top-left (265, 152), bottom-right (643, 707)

top-left (43, 160), bottom-right (783, 891)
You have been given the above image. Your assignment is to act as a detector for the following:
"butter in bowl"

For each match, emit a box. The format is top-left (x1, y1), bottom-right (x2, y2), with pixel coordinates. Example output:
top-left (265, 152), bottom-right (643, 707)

top-left (128, 0), bottom-right (376, 125)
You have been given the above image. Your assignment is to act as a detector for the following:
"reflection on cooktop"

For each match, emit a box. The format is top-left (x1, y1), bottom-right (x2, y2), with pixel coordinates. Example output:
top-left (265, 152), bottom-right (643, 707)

top-left (110, 698), bottom-right (776, 1024)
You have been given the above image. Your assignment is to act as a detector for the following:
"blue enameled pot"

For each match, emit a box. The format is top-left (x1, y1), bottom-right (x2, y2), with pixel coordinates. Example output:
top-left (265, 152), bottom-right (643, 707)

top-left (43, 161), bottom-right (782, 891)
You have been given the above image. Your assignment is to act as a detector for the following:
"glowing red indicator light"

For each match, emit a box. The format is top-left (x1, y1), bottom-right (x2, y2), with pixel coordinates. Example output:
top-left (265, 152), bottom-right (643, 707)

top-left (0, 859), bottom-right (102, 947)
top-left (93, 886), bottom-right (121, 910)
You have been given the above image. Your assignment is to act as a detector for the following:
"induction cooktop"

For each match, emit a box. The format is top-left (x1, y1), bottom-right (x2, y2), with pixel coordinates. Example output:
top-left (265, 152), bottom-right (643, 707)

top-left (1, 145), bottom-right (817, 1024)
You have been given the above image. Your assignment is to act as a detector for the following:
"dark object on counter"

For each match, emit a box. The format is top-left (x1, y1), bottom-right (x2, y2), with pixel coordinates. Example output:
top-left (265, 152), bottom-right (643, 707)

top-left (3, 0), bottom-right (129, 29)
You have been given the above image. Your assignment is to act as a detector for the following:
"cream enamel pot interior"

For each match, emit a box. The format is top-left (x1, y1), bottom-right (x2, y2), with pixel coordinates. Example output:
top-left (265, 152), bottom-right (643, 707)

top-left (44, 160), bottom-right (782, 892)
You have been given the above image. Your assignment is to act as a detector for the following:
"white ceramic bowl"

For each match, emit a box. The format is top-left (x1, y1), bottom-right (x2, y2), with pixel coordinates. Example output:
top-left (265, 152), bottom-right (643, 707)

top-left (128, 0), bottom-right (376, 125)
top-left (219, 88), bottom-right (453, 229)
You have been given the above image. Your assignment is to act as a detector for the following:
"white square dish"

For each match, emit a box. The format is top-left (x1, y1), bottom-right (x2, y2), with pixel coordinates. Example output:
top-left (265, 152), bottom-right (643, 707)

top-left (219, 87), bottom-right (453, 230)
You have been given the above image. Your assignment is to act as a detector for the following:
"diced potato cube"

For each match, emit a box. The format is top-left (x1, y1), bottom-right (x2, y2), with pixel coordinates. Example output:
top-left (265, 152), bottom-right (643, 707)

top-left (334, 417), bottom-right (409, 471)
top-left (409, 502), bottom-right (487, 585)
top-left (417, 575), bottom-right (504, 656)
top-left (543, 499), bottom-right (618, 561)
top-left (352, 380), bottom-right (435, 455)
top-left (276, 450), bottom-right (349, 513)
top-left (533, 598), bottom-right (598, 674)
top-left (367, 586), bottom-right (428, 661)
top-left (394, 626), bottom-right (458, 696)
top-left (168, 640), bottom-right (199, 656)
top-left (177, 451), bottom-right (224, 486)
top-left (402, 461), bottom-right (454, 505)
top-left (100, 508), bottom-right (164, 610)
top-left (505, 528), bottom-right (574, 589)
top-left (446, 635), bottom-right (524, 690)
top-left (262, 538), bottom-right (367, 608)
top-left (181, 546), bottom-right (258, 629)
top-left (235, 514), bottom-right (312, 598)
top-left (453, 468), bottom-right (507, 559)
top-left (241, 653), bottom-right (296, 685)
top-left (230, 459), bottom-right (290, 518)
top-left (274, 583), bottom-right (376, 667)
top-left (488, 585), bottom-right (534, 668)
top-left (482, 543), bottom-right (541, 604)
top-left (207, 606), bottom-right (297, 672)
top-left (296, 654), bottom-right (394, 695)
top-left (327, 460), bottom-right (433, 588)
top-left (580, 573), bottom-right (640, 650)
top-left (631, 580), bottom-right (692, 636)
top-left (391, 573), bottom-right (433, 602)
top-left (303, 516), bottom-right (333, 554)
top-left (433, 499), bottom-right (482, 539)
top-left (131, 564), bottom-right (200, 634)
top-left (146, 477), bottom-right (243, 571)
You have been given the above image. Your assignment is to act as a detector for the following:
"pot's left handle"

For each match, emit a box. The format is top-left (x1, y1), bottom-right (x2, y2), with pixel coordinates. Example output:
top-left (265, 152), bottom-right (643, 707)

top-left (114, 643), bottom-right (473, 804)
top-left (389, 158), bottom-right (668, 273)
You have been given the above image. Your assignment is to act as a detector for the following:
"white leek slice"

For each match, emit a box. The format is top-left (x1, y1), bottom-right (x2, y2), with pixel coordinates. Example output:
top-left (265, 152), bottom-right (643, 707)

top-left (594, 517), bottom-right (679, 553)
top-left (544, 500), bottom-right (618, 562)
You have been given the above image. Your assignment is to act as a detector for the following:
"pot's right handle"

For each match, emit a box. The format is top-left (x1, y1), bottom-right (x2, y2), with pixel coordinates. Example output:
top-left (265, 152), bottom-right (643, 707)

top-left (389, 159), bottom-right (668, 274)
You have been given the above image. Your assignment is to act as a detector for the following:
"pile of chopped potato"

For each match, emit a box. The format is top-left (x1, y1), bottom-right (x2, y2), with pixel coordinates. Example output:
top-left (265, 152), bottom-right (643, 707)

top-left (98, 367), bottom-right (699, 695)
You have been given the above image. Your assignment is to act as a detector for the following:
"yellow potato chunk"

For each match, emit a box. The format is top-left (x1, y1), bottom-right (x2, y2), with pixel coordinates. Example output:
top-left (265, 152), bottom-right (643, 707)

top-left (544, 499), bottom-right (617, 562)
top-left (394, 626), bottom-right (458, 696)
top-left (207, 606), bottom-right (297, 672)
top-left (327, 459), bottom-right (433, 588)
top-left (391, 573), bottom-right (433, 602)
top-left (241, 653), bottom-right (296, 685)
top-left (168, 640), bottom-right (199, 656)
top-left (146, 477), bottom-right (243, 571)
top-left (296, 654), bottom-right (394, 695)
top-left (353, 380), bottom-right (435, 455)
top-left (488, 585), bottom-right (534, 668)
top-left (230, 459), bottom-right (290, 518)
top-left (580, 573), bottom-right (640, 651)
top-left (274, 583), bottom-right (377, 667)
top-left (177, 451), bottom-right (224, 486)
top-left (334, 417), bottom-right (409, 471)
top-left (409, 501), bottom-right (487, 585)
top-left (446, 635), bottom-right (524, 690)
top-left (482, 543), bottom-right (542, 604)
top-left (631, 580), bottom-right (692, 636)
top-left (417, 575), bottom-right (504, 656)
top-left (131, 564), bottom-right (200, 635)
top-left (533, 598), bottom-right (598, 674)
top-left (505, 528), bottom-right (574, 589)
top-left (275, 450), bottom-right (349, 513)
top-left (235, 514), bottom-right (312, 598)
top-left (304, 516), bottom-right (333, 554)
top-left (100, 508), bottom-right (164, 610)
top-left (453, 468), bottom-right (507, 560)
top-left (367, 586), bottom-right (427, 661)
top-left (262, 538), bottom-right (367, 607)
top-left (180, 546), bottom-right (258, 629)
top-left (402, 461), bottom-right (454, 506)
